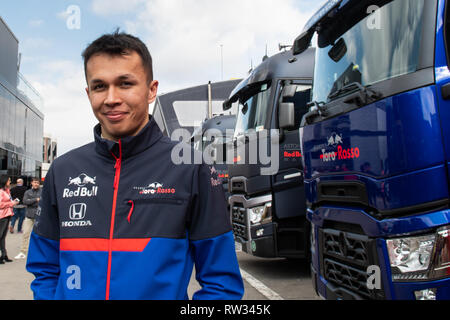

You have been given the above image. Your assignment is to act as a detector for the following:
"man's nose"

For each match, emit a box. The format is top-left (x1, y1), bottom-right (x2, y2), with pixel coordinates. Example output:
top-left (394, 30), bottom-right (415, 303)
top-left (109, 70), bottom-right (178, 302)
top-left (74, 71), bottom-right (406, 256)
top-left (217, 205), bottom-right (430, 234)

top-left (104, 86), bottom-right (122, 106)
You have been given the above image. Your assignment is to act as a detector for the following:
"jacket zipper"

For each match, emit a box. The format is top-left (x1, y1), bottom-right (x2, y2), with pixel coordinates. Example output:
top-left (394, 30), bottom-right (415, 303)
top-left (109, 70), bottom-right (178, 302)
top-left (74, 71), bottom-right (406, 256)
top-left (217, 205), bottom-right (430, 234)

top-left (106, 139), bottom-right (122, 300)
top-left (127, 200), bottom-right (134, 224)
top-left (126, 198), bottom-right (183, 224)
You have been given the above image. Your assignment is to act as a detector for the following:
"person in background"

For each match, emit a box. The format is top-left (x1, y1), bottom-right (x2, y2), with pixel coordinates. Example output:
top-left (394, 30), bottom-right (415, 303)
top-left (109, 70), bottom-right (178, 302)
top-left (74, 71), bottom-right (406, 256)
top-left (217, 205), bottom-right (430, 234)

top-left (0, 175), bottom-right (19, 264)
top-left (9, 178), bottom-right (27, 234)
top-left (15, 178), bottom-right (41, 260)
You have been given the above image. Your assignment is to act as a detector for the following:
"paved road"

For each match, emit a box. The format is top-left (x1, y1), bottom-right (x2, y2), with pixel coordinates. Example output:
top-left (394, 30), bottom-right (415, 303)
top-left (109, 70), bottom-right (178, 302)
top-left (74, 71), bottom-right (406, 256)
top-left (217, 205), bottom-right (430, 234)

top-left (0, 232), bottom-right (34, 300)
top-left (0, 231), bottom-right (317, 300)
top-left (236, 250), bottom-right (319, 300)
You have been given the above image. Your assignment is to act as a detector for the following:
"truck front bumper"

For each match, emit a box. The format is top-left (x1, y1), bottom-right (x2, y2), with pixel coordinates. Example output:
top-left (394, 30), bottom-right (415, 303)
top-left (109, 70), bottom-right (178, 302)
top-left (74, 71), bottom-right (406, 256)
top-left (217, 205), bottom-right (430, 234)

top-left (308, 206), bottom-right (450, 300)
top-left (229, 193), bottom-right (277, 258)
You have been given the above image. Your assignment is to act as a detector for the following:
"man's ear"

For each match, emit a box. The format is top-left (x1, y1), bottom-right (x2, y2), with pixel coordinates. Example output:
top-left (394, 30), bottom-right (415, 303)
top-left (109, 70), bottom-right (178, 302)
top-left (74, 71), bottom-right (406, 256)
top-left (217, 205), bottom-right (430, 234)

top-left (85, 87), bottom-right (90, 99)
top-left (148, 80), bottom-right (159, 104)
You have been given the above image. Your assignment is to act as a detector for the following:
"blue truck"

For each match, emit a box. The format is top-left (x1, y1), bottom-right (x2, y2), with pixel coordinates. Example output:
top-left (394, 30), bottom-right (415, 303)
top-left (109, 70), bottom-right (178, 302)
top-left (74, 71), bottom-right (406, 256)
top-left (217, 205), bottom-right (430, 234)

top-left (295, 0), bottom-right (450, 299)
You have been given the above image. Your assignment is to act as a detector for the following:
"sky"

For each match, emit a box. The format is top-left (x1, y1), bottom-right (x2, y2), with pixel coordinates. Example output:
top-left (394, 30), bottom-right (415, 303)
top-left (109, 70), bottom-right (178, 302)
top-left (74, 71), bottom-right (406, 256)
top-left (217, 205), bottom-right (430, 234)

top-left (0, 0), bottom-right (324, 156)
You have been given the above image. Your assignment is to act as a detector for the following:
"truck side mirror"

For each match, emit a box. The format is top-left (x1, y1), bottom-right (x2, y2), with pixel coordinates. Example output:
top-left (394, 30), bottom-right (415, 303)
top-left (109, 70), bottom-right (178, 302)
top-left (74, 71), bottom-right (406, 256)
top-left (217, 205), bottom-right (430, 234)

top-left (293, 30), bottom-right (313, 55)
top-left (282, 85), bottom-right (297, 100)
top-left (279, 102), bottom-right (295, 129)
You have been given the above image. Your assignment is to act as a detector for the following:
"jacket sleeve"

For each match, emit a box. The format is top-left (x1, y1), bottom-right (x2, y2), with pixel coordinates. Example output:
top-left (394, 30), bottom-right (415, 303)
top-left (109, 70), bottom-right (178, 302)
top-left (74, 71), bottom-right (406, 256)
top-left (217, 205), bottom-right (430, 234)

top-left (0, 200), bottom-right (15, 209)
top-left (9, 187), bottom-right (18, 201)
top-left (188, 163), bottom-right (244, 300)
top-left (0, 190), bottom-right (15, 209)
top-left (22, 190), bottom-right (35, 206)
top-left (26, 165), bottom-right (61, 300)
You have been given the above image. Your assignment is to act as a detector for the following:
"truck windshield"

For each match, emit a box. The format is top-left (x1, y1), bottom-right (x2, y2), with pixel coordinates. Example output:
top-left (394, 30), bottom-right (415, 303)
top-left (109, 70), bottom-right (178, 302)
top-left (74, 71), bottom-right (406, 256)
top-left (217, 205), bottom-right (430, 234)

top-left (234, 82), bottom-right (272, 138)
top-left (312, 0), bottom-right (426, 103)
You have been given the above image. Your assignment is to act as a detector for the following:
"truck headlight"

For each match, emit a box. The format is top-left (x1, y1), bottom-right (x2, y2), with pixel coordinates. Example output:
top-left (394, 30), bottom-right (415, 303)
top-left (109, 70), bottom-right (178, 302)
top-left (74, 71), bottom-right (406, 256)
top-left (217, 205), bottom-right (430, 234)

top-left (387, 225), bottom-right (450, 281)
top-left (248, 203), bottom-right (272, 225)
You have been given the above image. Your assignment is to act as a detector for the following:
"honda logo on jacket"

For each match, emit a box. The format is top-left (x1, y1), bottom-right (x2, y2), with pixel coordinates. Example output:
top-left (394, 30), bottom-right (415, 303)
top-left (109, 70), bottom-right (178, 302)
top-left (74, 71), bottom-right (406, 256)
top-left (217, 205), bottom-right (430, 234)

top-left (69, 203), bottom-right (86, 220)
top-left (62, 203), bottom-right (92, 228)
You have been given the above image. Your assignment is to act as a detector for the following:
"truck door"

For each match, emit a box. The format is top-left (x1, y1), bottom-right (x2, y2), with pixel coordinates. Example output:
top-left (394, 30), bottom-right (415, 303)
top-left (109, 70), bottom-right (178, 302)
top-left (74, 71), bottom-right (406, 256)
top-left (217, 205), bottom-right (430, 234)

top-left (435, 0), bottom-right (450, 191)
top-left (271, 81), bottom-right (311, 219)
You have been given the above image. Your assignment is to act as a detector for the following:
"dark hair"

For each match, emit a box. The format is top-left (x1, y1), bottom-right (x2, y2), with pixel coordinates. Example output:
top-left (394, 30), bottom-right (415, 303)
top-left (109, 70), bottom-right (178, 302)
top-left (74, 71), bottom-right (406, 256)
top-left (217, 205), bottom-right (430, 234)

top-left (31, 177), bottom-right (40, 183)
top-left (82, 30), bottom-right (153, 83)
top-left (0, 175), bottom-right (10, 190)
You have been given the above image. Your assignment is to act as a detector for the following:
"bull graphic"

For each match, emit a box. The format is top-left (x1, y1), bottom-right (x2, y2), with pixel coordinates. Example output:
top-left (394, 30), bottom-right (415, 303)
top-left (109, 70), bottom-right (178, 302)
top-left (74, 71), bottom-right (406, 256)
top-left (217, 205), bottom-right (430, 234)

top-left (334, 134), bottom-right (343, 145)
top-left (68, 177), bottom-right (83, 186)
top-left (68, 174), bottom-right (96, 187)
top-left (327, 133), bottom-right (343, 146)
top-left (145, 182), bottom-right (163, 194)
top-left (327, 136), bottom-right (335, 146)
top-left (148, 183), bottom-right (163, 189)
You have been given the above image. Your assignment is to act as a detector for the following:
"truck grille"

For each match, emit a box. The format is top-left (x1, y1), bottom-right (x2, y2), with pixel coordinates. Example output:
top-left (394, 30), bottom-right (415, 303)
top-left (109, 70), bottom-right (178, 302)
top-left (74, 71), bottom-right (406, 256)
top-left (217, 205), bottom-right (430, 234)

top-left (319, 227), bottom-right (385, 299)
top-left (231, 204), bottom-right (248, 240)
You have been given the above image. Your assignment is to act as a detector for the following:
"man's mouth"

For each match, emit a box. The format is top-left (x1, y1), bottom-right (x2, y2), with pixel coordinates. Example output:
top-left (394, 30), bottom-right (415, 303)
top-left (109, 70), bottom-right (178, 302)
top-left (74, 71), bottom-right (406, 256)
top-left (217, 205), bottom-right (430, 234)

top-left (104, 111), bottom-right (128, 122)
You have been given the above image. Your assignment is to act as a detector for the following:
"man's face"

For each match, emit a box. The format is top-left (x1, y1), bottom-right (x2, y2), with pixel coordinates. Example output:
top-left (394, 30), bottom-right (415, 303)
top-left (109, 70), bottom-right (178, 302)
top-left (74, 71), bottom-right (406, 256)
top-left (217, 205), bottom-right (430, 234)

top-left (31, 181), bottom-right (40, 189)
top-left (85, 51), bottom-right (158, 141)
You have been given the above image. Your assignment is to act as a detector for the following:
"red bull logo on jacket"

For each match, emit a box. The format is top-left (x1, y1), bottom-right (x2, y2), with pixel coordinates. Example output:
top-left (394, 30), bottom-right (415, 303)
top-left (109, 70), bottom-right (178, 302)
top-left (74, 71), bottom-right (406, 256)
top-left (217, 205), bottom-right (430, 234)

top-left (63, 174), bottom-right (98, 198)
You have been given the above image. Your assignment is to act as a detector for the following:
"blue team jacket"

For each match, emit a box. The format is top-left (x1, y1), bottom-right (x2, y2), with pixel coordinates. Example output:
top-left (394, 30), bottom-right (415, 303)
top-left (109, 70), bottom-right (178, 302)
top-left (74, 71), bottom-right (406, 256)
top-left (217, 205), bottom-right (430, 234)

top-left (26, 116), bottom-right (244, 300)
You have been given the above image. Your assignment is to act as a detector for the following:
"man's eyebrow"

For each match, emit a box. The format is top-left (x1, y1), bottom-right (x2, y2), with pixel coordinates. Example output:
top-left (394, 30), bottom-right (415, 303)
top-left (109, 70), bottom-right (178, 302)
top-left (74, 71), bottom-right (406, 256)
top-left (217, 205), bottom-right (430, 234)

top-left (89, 74), bottom-right (137, 85)
top-left (117, 74), bottom-right (136, 80)
top-left (89, 79), bottom-right (104, 85)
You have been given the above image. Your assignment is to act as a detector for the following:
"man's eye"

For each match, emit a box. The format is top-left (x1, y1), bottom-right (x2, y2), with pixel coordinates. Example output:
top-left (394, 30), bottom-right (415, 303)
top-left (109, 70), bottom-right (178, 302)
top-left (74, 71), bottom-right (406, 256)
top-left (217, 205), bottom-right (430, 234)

top-left (92, 84), bottom-right (105, 90)
top-left (121, 82), bottom-right (133, 87)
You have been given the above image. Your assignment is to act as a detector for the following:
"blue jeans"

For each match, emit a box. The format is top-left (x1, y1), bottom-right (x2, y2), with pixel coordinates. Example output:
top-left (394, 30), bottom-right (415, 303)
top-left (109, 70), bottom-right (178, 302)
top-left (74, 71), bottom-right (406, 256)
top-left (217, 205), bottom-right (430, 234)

top-left (10, 207), bottom-right (26, 232)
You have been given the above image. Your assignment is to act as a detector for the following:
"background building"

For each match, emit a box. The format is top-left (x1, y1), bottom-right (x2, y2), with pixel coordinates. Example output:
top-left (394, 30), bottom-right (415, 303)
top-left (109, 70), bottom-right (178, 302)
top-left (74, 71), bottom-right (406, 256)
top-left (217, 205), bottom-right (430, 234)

top-left (43, 133), bottom-right (57, 164)
top-left (41, 133), bottom-right (57, 182)
top-left (0, 17), bottom-right (44, 183)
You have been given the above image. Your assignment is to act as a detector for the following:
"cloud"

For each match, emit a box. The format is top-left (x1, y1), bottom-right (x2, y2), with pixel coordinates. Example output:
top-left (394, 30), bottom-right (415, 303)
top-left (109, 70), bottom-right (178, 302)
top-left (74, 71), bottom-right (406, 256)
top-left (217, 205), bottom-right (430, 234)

top-left (123, 0), bottom-right (322, 93)
top-left (91, 0), bottom-right (146, 16)
top-left (29, 19), bottom-right (44, 27)
top-left (22, 37), bottom-right (53, 50)
top-left (27, 60), bottom-right (98, 156)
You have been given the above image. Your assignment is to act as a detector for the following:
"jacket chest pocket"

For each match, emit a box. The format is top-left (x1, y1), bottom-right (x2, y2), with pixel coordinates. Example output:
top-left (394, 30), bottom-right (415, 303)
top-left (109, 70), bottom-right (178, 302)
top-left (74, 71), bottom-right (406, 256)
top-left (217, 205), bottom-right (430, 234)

top-left (117, 198), bottom-right (188, 239)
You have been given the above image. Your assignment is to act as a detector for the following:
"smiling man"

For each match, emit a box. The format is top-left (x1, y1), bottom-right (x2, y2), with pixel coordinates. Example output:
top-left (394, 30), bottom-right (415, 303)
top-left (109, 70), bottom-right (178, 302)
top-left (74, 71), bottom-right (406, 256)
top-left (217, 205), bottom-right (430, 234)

top-left (26, 31), bottom-right (244, 300)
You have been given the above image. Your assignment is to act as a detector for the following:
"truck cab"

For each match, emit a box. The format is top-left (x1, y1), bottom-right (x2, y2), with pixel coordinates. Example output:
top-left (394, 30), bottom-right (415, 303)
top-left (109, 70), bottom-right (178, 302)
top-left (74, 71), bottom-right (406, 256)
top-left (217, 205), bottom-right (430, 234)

top-left (191, 114), bottom-right (236, 197)
top-left (152, 80), bottom-right (240, 137)
top-left (297, 0), bottom-right (450, 299)
top-left (223, 48), bottom-right (314, 258)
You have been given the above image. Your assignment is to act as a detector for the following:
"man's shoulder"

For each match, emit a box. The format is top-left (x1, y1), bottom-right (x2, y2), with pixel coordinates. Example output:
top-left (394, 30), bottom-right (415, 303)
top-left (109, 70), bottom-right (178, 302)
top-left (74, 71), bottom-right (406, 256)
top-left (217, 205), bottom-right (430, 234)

top-left (51, 142), bottom-right (96, 167)
top-left (154, 134), bottom-right (179, 149)
top-left (153, 135), bottom-right (203, 166)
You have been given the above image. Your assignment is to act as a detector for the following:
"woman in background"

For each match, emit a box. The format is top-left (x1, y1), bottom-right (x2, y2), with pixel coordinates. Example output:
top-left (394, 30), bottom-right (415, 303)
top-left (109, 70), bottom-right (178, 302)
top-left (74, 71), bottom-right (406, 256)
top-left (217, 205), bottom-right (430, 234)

top-left (0, 175), bottom-right (18, 264)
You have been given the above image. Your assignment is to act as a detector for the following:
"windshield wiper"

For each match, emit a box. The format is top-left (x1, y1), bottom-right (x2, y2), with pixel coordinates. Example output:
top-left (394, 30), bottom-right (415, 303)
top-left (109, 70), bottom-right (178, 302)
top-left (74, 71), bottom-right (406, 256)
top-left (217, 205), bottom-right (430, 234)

top-left (328, 82), bottom-right (361, 100)
top-left (327, 82), bottom-right (382, 105)
top-left (301, 100), bottom-right (326, 126)
top-left (301, 82), bottom-right (383, 126)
